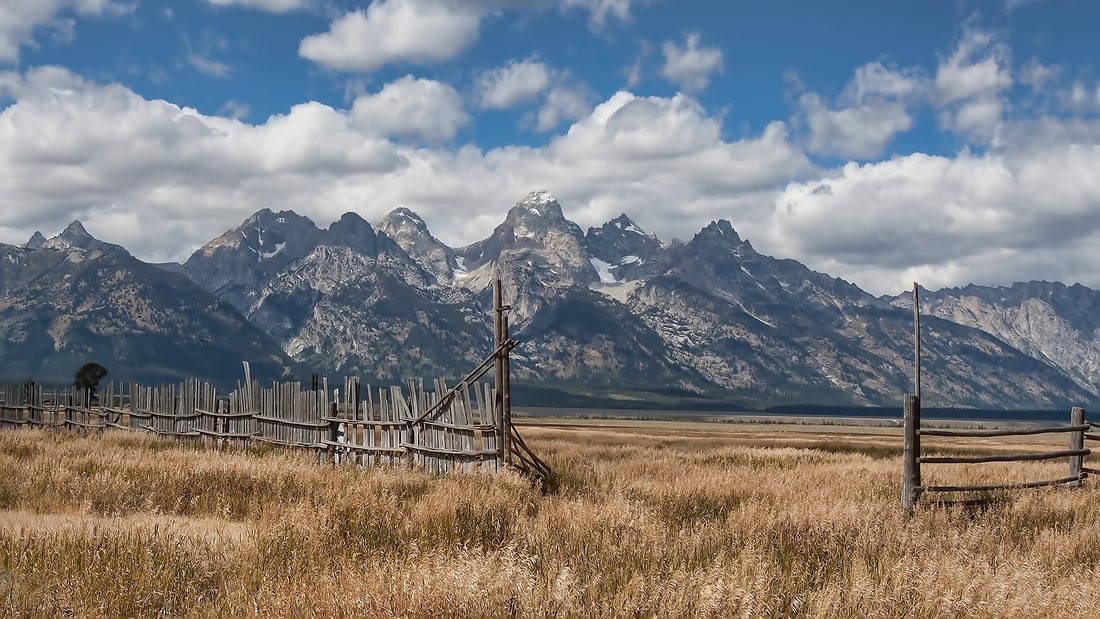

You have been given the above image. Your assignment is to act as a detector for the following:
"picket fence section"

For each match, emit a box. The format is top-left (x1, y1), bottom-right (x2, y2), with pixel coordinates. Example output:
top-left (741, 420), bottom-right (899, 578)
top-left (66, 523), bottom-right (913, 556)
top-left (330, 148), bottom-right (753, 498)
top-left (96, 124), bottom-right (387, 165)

top-left (0, 372), bottom-right (510, 474)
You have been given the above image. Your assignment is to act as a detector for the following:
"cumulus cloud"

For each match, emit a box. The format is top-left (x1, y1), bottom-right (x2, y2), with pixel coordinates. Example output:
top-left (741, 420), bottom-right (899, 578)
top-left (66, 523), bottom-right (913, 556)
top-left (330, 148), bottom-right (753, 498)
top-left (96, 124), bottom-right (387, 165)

top-left (660, 33), bottom-right (723, 94)
top-left (535, 84), bottom-right (595, 132)
top-left (934, 29), bottom-right (1012, 141)
top-left (298, 0), bottom-right (481, 73)
top-left (798, 62), bottom-right (927, 158)
top-left (476, 57), bottom-right (596, 132)
top-left (767, 131), bottom-right (1100, 294)
top-left (0, 0), bottom-right (129, 64)
top-left (0, 67), bottom-right (813, 265)
top-left (476, 58), bottom-right (552, 109)
top-left (350, 76), bottom-right (469, 141)
top-left (205, 0), bottom-right (311, 11)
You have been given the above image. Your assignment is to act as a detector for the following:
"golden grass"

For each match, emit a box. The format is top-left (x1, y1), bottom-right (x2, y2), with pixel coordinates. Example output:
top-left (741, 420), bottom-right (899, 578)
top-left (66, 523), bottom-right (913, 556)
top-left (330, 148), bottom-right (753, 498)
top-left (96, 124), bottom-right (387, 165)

top-left (0, 422), bottom-right (1099, 617)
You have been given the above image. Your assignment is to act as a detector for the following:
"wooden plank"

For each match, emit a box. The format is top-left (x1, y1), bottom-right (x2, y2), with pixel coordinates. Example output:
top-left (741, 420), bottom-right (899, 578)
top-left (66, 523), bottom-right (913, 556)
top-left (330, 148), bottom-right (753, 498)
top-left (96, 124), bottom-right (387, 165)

top-left (916, 475), bottom-right (1083, 493)
top-left (920, 424), bottom-right (1089, 438)
top-left (920, 448), bottom-right (1090, 465)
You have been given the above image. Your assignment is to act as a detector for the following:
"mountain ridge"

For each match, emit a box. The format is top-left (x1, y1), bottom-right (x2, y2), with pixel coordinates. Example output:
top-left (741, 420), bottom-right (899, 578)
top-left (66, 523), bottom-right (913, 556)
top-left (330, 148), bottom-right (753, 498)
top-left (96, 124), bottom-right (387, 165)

top-left (11, 192), bottom-right (1100, 410)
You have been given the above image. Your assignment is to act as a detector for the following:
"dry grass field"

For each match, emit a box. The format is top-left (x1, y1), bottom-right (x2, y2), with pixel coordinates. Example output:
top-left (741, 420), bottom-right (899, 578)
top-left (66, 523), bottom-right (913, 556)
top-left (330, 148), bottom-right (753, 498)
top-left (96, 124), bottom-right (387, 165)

top-left (1, 419), bottom-right (1099, 617)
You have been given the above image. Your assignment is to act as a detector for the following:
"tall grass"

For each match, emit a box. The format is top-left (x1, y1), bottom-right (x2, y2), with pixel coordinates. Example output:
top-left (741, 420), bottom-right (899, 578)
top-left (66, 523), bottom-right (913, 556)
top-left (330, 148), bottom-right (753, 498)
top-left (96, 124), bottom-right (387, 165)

top-left (0, 424), bottom-right (1097, 617)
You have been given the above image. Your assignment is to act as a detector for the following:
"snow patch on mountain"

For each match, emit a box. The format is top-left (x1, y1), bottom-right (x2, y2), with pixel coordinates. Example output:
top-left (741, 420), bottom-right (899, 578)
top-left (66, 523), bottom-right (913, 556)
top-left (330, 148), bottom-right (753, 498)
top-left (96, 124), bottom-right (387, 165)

top-left (590, 257), bottom-right (617, 284)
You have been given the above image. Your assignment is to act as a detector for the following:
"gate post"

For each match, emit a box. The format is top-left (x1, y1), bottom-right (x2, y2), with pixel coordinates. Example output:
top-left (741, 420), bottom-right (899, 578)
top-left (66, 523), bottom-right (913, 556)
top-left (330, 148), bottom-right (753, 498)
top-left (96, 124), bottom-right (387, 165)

top-left (902, 394), bottom-right (921, 512)
top-left (1069, 407), bottom-right (1085, 487)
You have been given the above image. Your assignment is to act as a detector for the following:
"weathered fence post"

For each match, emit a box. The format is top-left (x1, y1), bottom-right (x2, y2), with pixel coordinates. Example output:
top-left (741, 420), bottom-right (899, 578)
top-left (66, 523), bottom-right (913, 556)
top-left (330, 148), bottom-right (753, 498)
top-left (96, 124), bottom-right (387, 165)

top-left (902, 394), bottom-right (921, 512)
top-left (493, 278), bottom-right (509, 468)
top-left (1069, 407), bottom-right (1085, 487)
top-left (502, 311), bottom-right (512, 462)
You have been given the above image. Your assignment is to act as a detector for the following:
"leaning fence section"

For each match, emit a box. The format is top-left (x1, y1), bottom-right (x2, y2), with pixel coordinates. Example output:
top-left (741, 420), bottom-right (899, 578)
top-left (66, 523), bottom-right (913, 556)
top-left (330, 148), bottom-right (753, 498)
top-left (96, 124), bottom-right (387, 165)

top-left (902, 394), bottom-right (1093, 510)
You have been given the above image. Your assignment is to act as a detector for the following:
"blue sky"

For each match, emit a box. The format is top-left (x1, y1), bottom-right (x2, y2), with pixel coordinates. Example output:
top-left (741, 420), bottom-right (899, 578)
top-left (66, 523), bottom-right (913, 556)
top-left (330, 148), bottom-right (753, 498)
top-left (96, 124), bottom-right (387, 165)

top-left (1, 0), bottom-right (1099, 294)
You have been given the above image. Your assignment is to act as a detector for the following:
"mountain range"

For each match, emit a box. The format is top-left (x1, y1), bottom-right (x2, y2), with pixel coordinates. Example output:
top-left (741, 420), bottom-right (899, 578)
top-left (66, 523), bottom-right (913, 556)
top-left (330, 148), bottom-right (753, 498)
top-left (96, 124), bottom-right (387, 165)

top-left (3, 191), bottom-right (1098, 410)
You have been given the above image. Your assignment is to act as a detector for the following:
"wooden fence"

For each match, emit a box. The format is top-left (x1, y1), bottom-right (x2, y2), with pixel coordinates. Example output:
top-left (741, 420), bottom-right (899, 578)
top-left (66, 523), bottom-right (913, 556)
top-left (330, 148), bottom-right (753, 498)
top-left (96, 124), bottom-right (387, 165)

top-left (901, 394), bottom-right (1092, 510)
top-left (0, 280), bottom-right (552, 482)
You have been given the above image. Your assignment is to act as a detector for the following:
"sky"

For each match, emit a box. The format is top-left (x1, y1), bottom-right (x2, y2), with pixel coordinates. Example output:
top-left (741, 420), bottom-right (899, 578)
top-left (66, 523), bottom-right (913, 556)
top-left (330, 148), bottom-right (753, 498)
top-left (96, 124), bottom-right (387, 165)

top-left (1, 0), bottom-right (1099, 295)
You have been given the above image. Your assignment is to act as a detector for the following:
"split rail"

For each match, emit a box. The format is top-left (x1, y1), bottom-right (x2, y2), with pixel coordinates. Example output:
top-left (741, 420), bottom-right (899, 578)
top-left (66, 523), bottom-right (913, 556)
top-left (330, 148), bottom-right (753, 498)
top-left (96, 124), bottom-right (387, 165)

top-left (902, 394), bottom-right (1092, 510)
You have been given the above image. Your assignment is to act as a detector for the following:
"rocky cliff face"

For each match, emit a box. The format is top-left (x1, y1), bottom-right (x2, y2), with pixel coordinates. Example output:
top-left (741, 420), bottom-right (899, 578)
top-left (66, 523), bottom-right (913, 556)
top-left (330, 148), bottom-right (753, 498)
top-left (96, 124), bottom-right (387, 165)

top-left (377, 207), bottom-right (458, 286)
top-left (183, 209), bottom-right (486, 381)
top-left (889, 282), bottom-right (1100, 397)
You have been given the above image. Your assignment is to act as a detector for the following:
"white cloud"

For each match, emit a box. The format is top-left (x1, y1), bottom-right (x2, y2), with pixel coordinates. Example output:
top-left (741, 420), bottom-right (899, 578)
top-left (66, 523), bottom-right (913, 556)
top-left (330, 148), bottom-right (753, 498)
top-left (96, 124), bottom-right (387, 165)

top-left (187, 53), bottom-right (232, 78)
top-left (350, 76), bottom-right (469, 141)
top-left (561, 0), bottom-right (633, 29)
top-left (476, 57), bottom-right (596, 132)
top-left (660, 33), bottom-right (723, 94)
top-left (1057, 81), bottom-right (1100, 114)
top-left (798, 62), bottom-right (927, 158)
top-left (1019, 58), bottom-right (1057, 90)
top-left (298, 0), bottom-right (481, 73)
top-left (535, 84), bottom-right (594, 132)
top-left (0, 0), bottom-right (129, 64)
top-left (800, 94), bottom-right (912, 159)
top-left (476, 58), bottom-right (552, 109)
top-left (934, 29), bottom-right (1012, 142)
top-left (221, 100), bottom-right (250, 120)
top-left (205, 0), bottom-right (311, 12)
top-left (934, 30), bottom-right (1012, 104)
top-left (0, 67), bottom-right (813, 266)
top-left (768, 125), bottom-right (1100, 294)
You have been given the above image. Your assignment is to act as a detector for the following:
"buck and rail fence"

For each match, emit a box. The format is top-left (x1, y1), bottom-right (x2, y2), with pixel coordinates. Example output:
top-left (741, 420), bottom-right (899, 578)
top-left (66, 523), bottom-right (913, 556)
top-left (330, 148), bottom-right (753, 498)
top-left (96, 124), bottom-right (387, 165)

top-left (0, 280), bottom-right (552, 482)
top-left (901, 394), bottom-right (1094, 510)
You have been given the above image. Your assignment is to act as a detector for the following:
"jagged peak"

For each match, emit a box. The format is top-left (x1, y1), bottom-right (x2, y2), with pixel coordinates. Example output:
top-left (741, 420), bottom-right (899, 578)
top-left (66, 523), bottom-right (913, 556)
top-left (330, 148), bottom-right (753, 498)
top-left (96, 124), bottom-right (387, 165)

top-left (379, 207), bottom-right (429, 235)
top-left (60, 220), bottom-right (89, 237)
top-left (25, 231), bottom-right (46, 250)
top-left (610, 214), bottom-right (654, 239)
top-left (329, 211), bottom-right (374, 233)
top-left (43, 220), bottom-right (131, 258)
top-left (521, 190), bottom-right (557, 206)
top-left (511, 191), bottom-right (566, 220)
top-left (695, 220), bottom-right (743, 245)
top-left (241, 208), bottom-right (317, 230)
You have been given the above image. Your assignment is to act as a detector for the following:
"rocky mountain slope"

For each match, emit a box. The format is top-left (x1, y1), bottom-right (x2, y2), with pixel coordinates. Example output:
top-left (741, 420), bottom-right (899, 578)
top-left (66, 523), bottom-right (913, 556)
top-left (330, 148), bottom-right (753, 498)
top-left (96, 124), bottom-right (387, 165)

top-left (889, 282), bottom-right (1100, 398)
top-left (182, 209), bottom-right (488, 382)
top-left (0, 223), bottom-right (297, 386)
top-left (14, 192), bottom-right (1094, 409)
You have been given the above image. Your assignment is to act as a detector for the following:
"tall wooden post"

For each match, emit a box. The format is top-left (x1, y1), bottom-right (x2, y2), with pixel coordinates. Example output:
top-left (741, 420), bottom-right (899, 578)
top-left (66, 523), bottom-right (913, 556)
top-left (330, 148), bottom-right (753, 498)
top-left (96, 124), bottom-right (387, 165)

top-left (493, 279), bottom-right (509, 468)
top-left (913, 282), bottom-right (920, 399)
top-left (502, 312), bottom-right (512, 462)
top-left (902, 393), bottom-right (921, 511)
top-left (1069, 407), bottom-right (1085, 487)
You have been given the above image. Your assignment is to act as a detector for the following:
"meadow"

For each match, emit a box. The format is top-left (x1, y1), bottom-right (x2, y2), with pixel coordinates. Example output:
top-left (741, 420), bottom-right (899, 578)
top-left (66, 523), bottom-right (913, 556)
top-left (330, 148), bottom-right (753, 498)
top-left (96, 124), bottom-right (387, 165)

top-left (0, 419), bottom-right (1098, 617)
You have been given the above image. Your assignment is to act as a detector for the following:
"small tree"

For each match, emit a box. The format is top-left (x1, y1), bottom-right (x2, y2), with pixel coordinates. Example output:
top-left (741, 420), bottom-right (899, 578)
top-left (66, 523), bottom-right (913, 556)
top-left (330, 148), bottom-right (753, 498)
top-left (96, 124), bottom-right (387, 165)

top-left (74, 362), bottom-right (108, 400)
